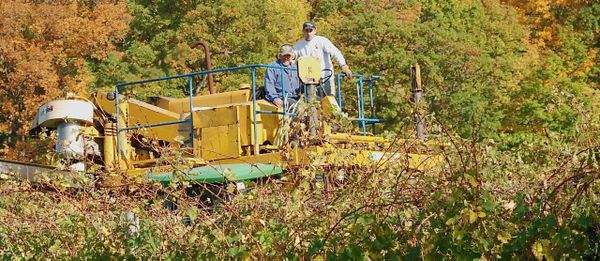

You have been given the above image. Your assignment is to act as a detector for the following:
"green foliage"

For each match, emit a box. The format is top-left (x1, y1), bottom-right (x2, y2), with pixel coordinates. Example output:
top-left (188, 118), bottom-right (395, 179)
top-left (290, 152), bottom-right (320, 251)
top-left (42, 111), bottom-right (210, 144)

top-left (311, 0), bottom-right (598, 143)
top-left (91, 0), bottom-right (309, 98)
top-left (313, 0), bottom-right (532, 138)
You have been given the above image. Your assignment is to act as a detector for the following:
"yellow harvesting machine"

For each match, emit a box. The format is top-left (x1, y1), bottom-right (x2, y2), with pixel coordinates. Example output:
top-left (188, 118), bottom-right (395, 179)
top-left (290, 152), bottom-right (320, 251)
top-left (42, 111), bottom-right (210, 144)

top-left (5, 58), bottom-right (436, 185)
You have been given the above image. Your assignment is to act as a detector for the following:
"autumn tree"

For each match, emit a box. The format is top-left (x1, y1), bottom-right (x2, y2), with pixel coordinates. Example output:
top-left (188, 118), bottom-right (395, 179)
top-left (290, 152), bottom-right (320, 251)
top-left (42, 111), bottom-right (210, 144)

top-left (311, 0), bottom-right (533, 138)
top-left (500, 0), bottom-right (599, 143)
top-left (92, 0), bottom-right (310, 98)
top-left (0, 0), bottom-right (130, 139)
top-left (310, 0), bottom-right (597, 143)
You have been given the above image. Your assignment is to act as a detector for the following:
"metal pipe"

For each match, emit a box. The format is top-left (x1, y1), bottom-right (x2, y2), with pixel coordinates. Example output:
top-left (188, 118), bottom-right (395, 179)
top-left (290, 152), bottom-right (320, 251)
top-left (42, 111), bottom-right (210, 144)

top-left (368, 79), bottom-right (375, 119)
top-left (251, 68), bottom-right (259, 155)
top-left (356, 77), bottom-right (367, 133)
top-left (117, 64), bottom-right (294, 91)
top-left (355, 79), bottom-right (361, 130)
top-left (359, 76), bottom-right (366, 133)
top-left (368, 79), bottom-right (375, 133)
top-left (187, 76), bottom-right (195, 149)
top-left (103, 121), bottom-right (116, 169)
top-left (336, 74), bottom-right (343, 108)
top-left (280, 67), bottom-right (287, 112)
top-left (191, 40), bottom-right (215, 94)
top-left (114, 87), bottom-right (121, 157)
top-left (351, 118), bottom-right (381, 123)
top-left (411, 63), bottom-right (425, 140)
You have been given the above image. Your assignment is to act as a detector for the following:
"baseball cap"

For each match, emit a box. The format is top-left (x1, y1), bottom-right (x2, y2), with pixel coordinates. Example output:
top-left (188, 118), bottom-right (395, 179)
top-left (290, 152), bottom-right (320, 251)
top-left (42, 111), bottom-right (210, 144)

top-left (302, 21), bottom-right (316, 30)
top-left (278, 44), bottom-right (295, 58)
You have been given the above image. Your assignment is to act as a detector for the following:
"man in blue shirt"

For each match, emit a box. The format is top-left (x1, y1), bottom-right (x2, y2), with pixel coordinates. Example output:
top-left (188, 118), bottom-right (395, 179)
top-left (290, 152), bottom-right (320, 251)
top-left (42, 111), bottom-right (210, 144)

top-left (264, 44), bottom-right (301, 108)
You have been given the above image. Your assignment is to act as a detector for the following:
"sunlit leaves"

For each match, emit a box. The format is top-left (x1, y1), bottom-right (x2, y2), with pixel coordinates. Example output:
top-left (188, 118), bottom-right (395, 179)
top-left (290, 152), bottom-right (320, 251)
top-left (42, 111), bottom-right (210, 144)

top-left (92, 0), bottom-right (310, 96)
top-left (0, 0), bottom-right (130, 136)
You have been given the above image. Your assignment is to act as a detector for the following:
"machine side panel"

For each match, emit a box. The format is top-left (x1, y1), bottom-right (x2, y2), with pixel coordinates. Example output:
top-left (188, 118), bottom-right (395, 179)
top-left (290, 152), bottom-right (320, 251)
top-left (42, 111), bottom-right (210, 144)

top-left (200, 124), bottom-right (240, 160)
top-left (127, 100), bottom-right (181, 142)
top-left (154, 89), bottom-right (251, 114)
top-left (193, 105), bottom-right (242, 161)
top-left (94, 93), bottom-right (181, 143)
top-left (192, 107), bottom-right (238, 129)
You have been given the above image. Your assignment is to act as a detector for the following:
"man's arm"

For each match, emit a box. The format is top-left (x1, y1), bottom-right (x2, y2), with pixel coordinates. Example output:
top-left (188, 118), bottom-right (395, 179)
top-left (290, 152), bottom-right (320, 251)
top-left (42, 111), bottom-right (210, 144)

top-left (321, 37), bottom-right (352, 78)
top-left (321, 37), bottom-right (347, 67)
top-left (264, 68), bottom-right (278, 102)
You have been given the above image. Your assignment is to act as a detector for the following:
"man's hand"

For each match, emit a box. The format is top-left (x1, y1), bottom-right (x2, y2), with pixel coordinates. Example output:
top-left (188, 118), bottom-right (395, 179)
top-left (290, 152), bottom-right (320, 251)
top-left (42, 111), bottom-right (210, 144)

top-left (273, 98), bottom-right (283, 108)
top-left (341, 65), bottom-right (353, 79)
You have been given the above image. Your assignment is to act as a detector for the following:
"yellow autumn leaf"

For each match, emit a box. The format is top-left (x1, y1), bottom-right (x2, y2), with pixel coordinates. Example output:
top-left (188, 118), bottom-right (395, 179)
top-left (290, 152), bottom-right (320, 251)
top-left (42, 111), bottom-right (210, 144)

top-left (468, 209), bottom-right (478, 223)
top-left (498, 232), bottom-right (511, 244)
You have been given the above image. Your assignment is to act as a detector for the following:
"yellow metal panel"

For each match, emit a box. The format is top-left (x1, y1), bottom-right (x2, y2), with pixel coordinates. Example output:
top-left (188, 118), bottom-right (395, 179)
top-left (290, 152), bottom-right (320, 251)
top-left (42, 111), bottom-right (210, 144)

top-left (297, 57), bottom-right (321, 84)
top-left (93, 92), bottom-right (117, 114)
top-left (257, 102), bottom-right (280, 143)
top-left (406, 153), bottom-right (443, 171)
top-left (192, 106), bottom-right (238, 129)
top-left (92, 92), bottom-right (181, 143)
top-left (238, 105), bottom-right (251, 146)
top-left (154, 89), bottom-right (251, 114)
top-left (186, 100), bottom-right (280, 150)
top-left (227, 124), bottom-right (242, 159)
top-left (200, 124), bottom-right (241, 161)
top-left (127, 99), bottom-right (181, 142)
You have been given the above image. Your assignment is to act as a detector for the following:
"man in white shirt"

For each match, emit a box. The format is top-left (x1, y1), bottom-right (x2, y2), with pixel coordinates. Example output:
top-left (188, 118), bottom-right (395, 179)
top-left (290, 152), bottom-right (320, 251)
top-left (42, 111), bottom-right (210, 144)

top-left (294, 21), bottom-right (353, 98)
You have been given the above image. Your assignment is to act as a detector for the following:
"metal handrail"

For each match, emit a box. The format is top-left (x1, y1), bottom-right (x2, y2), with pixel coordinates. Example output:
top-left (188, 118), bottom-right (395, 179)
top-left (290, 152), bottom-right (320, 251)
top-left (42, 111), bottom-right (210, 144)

top-left (114, 64), bottom-right (381, 157)
top-left (336, 74), bottom-right (382, 133)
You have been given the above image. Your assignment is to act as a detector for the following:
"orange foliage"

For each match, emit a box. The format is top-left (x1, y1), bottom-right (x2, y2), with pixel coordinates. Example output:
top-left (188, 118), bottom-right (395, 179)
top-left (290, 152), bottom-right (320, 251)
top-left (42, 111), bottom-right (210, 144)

top-left (501, 0), bottom-right (592, 47)
top-left (1, 138), bottom-right (54, 163)
top-left (0, 0), bottom-right (130, 136)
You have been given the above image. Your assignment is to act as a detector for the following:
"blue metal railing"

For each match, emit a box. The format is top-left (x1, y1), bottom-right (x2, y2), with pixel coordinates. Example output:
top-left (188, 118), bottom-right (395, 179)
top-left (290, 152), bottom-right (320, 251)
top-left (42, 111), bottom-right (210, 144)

top-left (114, 64), bottom-right (381, 157)
top-left (336, 74), bottom-right (382, 133)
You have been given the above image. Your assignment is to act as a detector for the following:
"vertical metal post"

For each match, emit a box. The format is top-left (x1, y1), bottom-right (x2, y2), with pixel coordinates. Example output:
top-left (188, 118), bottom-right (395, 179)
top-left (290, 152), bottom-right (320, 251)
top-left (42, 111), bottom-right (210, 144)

top-left (307, 83), bottom-right (318, 138)
top-left (336, 74), bottom-right (343, 108)
top-left (303, 84), bottom-right (307, 100)
top-left (187, 76), bottom-right (195, 149)
top-left (368, 78), bottom-right (375, 132)
top-left (103, 120), bottom-right (116, 169)
top-left (368, 79), bottom-right (375, 119)
top-left (307, 84), bottom-right (317, 102)
top-left (355, 78), bottom-right (364, 133)
top-left (411, 63), bottom-right (425, 140)
top-left (251, 67), bottom-right (259, 155)
top-left (115, 85), bottom-right (130, 167)
top-left (114, 86), bottom-right (120, 157)
top-left (355, 79), bottom-right (361, 131)
top-left (359, 77), bottom-right (366, 133)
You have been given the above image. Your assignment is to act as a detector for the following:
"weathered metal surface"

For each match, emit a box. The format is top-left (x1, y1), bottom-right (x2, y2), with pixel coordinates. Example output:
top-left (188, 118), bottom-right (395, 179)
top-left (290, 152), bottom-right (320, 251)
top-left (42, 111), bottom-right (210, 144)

top-left (0, 159), bottom-right (58, 180)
